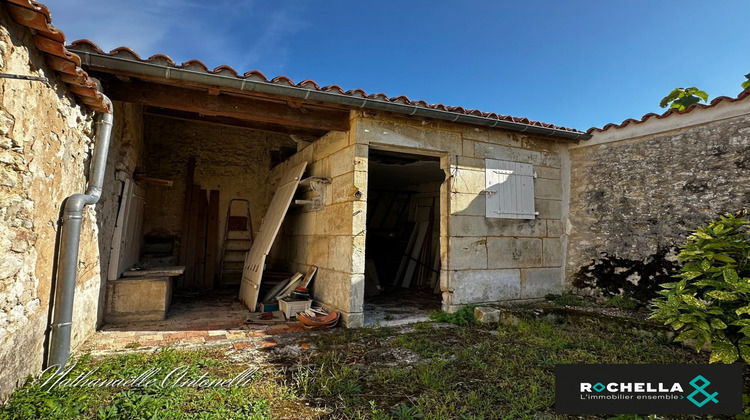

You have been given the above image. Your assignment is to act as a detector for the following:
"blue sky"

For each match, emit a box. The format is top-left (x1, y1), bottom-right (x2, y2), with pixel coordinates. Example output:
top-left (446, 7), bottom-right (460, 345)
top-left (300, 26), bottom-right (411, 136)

top-left (49, 1), bottom-right (750, 130)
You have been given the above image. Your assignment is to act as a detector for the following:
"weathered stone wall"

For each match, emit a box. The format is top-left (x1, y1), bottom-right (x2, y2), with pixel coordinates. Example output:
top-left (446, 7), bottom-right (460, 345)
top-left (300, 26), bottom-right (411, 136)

top-left (269, 127), bottom-right (365, 326)
top-left (95, 101), bottom-right (144, 321)
top-left (142, 116), bottom-right (293, 265)
top-left (0, 9), bottom-right (106, 400)
top-left (354, 114), bottom-right (568, 312)
top-left (567, 106), bottom-right (750, 297)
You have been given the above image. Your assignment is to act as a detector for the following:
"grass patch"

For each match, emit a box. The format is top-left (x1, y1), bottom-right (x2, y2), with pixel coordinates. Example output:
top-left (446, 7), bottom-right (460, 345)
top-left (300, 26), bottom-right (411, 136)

top-left (1, 316), bottom-right (737, 419)
top-left (0, 348), bottom-right (314, 420)
top-left (429, 305), bottom-right (477, 325)
top-left (604, 295), bottom-right (640, 310)
top-left (545, 292), bottom-right (594, 307)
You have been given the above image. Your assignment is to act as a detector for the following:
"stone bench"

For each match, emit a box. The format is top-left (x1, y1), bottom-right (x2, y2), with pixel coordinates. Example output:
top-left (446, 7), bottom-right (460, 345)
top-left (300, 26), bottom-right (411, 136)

top-left (104, 266), bottom-right (185, 323)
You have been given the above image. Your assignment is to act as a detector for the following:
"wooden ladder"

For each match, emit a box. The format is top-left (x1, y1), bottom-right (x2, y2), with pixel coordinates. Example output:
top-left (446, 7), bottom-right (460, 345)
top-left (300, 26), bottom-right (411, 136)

top-left (219, 199), bottom-right (253, 286)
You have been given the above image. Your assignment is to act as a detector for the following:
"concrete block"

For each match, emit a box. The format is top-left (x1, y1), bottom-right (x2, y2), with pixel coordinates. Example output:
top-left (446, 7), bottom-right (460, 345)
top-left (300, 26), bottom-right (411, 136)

top-left (311, 268), bottom-right (352, 312)
top-left (316, 203), bottom-right (353, 236)
top-left (331, 171), bottom-right (355, 204)
top-left (451, 168), bottom-right (485, 194)
top-left (473, 143), bottom-right (540, 164)
top-left (522, 268), bottom-right (563, 299)
top-left (449, 237), bottom-right (488, 270)
top-left (535, 166), bottom-right (562, 180)
top-left (456, 156), bottom-right (485, 170)
top-left (329, 146), bottom-right (355, 178)
top-left (450, 192), bottom-right (485, 216)
top-left (535, 199), bottom-right (562, 219)
top-left (474, 306), bottom-right (502, 324)
top-left (535, 178), bottom-right (562, 200)
top-left (462, 126), bottom-right (490, 142)
top-left (546, 219), bottom-right (563, 237)
top-left (328, 235), bottom-right (353, 272)
top-left (357, 119), bottom-right (462, 155)
top-left (105, 277), bottom-right (172, 322)
top-left (354, 144), bottom-right (368, 172)
top-left (449, 215), bottom-right (546, 237)
top-left (448, 269), bottom-right (521, 304)
top-left (543, 237), bottom-right (562, 267)
top-left (307, 236), bottom-right (330, 269)
top-left (462, 139), bottom-right (476, 156)
top-left (487, 237), bottom-right (543, 269)
top-left (313, 131), bottom-right (349, 161)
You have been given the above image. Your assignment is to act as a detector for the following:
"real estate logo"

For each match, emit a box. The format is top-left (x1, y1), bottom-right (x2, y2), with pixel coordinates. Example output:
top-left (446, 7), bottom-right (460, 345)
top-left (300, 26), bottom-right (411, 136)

top-left (687, 375), bottom-right (718, 407)
top-left (555, 364), bottom-right (741, 415)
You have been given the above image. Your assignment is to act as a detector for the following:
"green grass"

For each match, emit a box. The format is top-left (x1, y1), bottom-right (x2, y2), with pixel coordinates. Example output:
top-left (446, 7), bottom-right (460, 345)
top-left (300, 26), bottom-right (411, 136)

top-left (0, 348), bottom-right (314, 420)
top-left (1, 317), bottom-right (737, 419)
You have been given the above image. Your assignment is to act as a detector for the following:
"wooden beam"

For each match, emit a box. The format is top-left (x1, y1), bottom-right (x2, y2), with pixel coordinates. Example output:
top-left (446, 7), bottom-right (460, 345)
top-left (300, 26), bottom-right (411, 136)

top-left (143, 106), bottom-right (326, 140)
top-left (106, 79), bottom-right (350, 132)
top-left (204, 190), bottom-right (220, 291)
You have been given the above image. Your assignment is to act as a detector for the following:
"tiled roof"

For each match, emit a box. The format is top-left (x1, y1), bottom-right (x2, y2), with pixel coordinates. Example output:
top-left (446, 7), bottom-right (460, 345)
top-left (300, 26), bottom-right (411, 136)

top-left (588, 89), bottom-right (750, 134)
top-left (68, 39), bottom-right (587, 136)
top-left (2, 0), bottom-right (111, 112)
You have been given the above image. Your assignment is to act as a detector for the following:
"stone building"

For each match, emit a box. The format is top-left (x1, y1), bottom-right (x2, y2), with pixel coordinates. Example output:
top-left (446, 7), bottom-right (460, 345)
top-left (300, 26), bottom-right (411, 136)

top-left (1, 0), bottom-right (749, 402)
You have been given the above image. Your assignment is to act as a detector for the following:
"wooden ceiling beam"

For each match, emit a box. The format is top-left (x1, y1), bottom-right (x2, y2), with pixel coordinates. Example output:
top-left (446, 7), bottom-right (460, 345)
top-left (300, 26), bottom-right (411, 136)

top-left (105, 79), bottom-right (350, 132)
top-left (143, 106), bottom-right (327, 140)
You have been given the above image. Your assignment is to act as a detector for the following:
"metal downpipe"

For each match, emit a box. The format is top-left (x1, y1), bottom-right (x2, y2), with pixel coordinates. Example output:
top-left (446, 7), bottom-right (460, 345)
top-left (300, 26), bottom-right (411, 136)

top-left (48, 96), bottom-right (113, 368)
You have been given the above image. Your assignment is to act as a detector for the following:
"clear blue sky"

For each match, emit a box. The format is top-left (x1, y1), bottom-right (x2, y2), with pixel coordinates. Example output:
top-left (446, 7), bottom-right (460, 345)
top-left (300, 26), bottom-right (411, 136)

top-left (49, 1), bottom-right (750, 131)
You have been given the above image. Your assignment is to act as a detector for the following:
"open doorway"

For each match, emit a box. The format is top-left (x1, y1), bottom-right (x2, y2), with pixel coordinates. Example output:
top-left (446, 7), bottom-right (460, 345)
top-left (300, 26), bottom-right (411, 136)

top-left (364, 149), bottom-right (445, 326)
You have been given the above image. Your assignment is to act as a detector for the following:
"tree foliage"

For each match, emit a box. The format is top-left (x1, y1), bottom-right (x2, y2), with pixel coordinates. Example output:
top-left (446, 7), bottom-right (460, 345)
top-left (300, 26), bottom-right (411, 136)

top-left (651, 210), bottom-right (750, 364)
top-left (743, 73), bottom-right (750, 90)
top-left (659, 87), bottom-right (709, 111)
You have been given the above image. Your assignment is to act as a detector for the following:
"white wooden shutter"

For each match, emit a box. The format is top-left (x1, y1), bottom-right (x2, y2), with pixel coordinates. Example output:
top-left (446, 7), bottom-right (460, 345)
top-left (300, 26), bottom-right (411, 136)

top-left (485, 159), bottom-right (536, 219)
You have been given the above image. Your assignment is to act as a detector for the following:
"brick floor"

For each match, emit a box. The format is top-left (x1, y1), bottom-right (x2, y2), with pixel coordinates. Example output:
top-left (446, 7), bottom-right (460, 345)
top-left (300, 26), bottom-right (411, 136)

top-left (77, 289), bottom-right (306, 355)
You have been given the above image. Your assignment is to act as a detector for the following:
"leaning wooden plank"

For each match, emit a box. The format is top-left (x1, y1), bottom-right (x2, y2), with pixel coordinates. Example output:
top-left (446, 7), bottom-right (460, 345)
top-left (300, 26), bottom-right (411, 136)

top-left (300, 266), bottom-right (318, 289)
top-left (394, 222), bottom-right (418, 285)
top-left (401, 221), bottom-right (430, 288)
top-left (107, 178), bottom-right (131, 281)
top-left (118, 183), bottom-right (146, 281)
top-left (239, 162), bottom-right (307, 311)
top-left (183, 184), bottom-right (201, 289)
top-left (261, 274), bottom-right (294, 304)
top-left (195, 189), bottom-right (209, 290)
top-left (178, 158), bottom-right (195, 270)
top-left (204, 190), bottom-right (220, 290)
top-left (274, 272), bottom-right (304, 300)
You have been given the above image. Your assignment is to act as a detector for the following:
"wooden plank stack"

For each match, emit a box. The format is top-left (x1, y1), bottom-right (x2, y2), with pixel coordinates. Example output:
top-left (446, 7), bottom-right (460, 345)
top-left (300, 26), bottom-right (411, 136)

top-left (178, 157), bottom-right (221, 291)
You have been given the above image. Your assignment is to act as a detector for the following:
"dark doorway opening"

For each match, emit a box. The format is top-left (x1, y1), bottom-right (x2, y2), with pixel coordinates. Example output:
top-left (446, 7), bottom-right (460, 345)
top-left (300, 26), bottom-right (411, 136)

top-left (364, 149), bottom-right (444, 326)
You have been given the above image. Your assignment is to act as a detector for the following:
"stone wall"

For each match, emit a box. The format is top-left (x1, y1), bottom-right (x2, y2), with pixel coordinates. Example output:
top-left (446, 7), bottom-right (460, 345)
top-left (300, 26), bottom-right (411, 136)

top-left (567, 101), bottom-right (750, 298)
top-left (269, 127), bottom-right (365, 326)
top-left (142, 116), bottom-right (293, 267)
top-left (0, 9), bottom-right (105, 400)
top-left (354, 114), bottom-right (568, 312)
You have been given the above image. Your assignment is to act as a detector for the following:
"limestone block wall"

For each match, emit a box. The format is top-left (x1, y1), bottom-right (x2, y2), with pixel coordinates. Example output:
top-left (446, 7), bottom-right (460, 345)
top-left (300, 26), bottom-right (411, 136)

top-left (269, 127), bottom-right (366, 326)
top-left (142, 116), bottom-right (292, 263)
top-left (567, 101), bottom-right (750, 293)
top-left (0, 11), bottom-right (108, 400)
top-left (354, 114), bottom-right (568, 312)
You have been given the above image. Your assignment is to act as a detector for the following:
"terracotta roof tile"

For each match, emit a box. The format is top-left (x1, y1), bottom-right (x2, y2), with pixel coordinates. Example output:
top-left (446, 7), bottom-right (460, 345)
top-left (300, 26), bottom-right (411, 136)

top-left (588, 89), bottom-right (750, 134)
top-left (66, 38), bottom-right (586, 135)
top-left (2, 0), bottom-right (111, 113)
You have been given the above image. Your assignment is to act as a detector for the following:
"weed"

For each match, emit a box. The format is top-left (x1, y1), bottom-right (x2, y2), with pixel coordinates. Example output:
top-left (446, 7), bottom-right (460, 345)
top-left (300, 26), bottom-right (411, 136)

top-left (605, 295), bottom-right (640, 310)
top-left (429, 305), bottom-right (477, 325)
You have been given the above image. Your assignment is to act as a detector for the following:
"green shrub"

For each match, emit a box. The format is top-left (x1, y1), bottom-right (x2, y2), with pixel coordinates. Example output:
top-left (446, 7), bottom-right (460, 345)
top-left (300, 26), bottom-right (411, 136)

top-left (430, 305), bottom-right (477, 325)
top-left (651, 210), bottom-right (750, 363)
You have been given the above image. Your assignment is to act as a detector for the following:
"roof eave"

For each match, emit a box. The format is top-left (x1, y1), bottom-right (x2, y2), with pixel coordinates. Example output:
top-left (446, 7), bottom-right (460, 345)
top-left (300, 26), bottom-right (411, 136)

top-left (72, 47), bottom-right (591, 141)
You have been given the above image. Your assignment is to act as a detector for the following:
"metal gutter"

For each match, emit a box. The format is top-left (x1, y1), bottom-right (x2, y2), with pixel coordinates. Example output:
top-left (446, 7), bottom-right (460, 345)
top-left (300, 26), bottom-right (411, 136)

top-left (72, 49), bottom-right (591, 141)
top-left (48, 95), bottom-right (113, 368)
